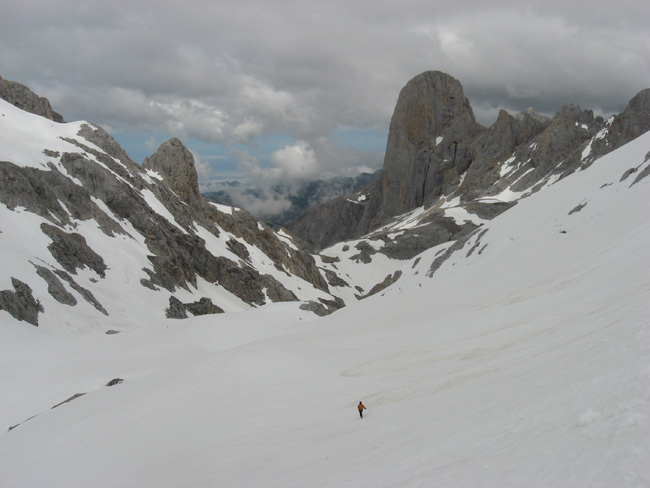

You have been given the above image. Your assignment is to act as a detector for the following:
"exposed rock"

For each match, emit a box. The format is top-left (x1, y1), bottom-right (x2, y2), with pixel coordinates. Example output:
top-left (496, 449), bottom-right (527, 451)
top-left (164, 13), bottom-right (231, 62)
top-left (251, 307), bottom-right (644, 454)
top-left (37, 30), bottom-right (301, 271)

top-left (285, 193), bottom-right (367, 250)
top-left (0, 278), bottom-right (43, 326)
top-left (631, 150), bottom-right (650, 185)
top-left (227, 238), bottom-right (251, 262)
top-left (463, 201), bottom-right (516, 220)
top-left (318, 254), bottom-right (340, 264)
top-left (613, 89), bottom-right (650, 144)
top-left (76, 124), bottom-right (138, 169)
top-left (299, 296), bottom-right (345, 316)
top-left (362, 270), bottom-right (403, 299)
top-left (587, 88), bottom-right (650, 161)
top-left (460, 108), bottom-right (549, 201)
top-left (350, 241), bottom-right (376, 263)
top-left (219, 210), bottom-right (330, 292)
top-left (0, 158), bottom-right (127, 237)
top-left (323, 269), bottom-right (349, 288)
top-left (514, 104), bottom-right (602, 185)
top-left (3, 74), bottom-right (648, 324)
top-left (1, 126), bottom-right (335, 319)
top-left (0, 77), bottom-right (348, 323)
top-left (211, 257), bottom-right (297, 305)
top-left (186, 297), bottom-right (224, 316)
top-left (0, 77), bottom-right (64, 122)
top-left (426, 232), bottom-right (477, 277)
top-left (166, 296), bottom-right (188, 319)
top-left (52, 269), bottom-right (108, 315)
top-left (465, 229), bottom-right (489, 257)
top-left (51, 393), bottom-right (86, 409)
top-left (569, 203), bottom-right (588, 215)
top-left (376, 213), bottom-right (470, 261)
top-left (166, 296), bottom-right (225, 319)
top-left (143, 138), bottom-right (202, 208)
top-left (106, 378), bottom-right (124, 386)
top-left (41, 223), bottom-right (107, 278)
top-left (34, 264), bottom-right (77, 306)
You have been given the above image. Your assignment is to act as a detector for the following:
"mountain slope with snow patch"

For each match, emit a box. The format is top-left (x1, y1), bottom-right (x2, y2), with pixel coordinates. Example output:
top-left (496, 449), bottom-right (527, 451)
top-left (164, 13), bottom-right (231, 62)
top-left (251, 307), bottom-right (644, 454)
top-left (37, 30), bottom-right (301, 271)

top-left (1, 128), bottom-right (648, 487)
top-left (0, 97), bottom-right (342, 329)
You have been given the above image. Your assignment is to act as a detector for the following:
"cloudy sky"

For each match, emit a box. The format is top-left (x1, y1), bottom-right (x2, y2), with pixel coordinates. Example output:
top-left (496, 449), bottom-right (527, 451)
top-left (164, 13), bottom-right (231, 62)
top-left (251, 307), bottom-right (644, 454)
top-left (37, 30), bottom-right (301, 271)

top-left (2, 0), bottom-right (649, 194)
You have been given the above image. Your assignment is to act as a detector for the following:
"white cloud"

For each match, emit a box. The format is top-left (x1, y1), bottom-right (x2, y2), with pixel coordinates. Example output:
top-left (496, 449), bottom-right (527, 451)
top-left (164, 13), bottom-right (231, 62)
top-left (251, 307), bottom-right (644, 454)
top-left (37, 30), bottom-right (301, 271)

top-left (145, 136), bottom-right (157, 153)
top-left (190, 150), bottom-right (212, 181)
top-left (269, 141), bottom-right (319, 182)
top-left (229, 188), bottom-right (293, 220)
top-left (232, 118), bottom-right (264, 141)
top-left (2, 0), bottom-right (648, 185)
top-left (156, 99), bottom-right (227, 142)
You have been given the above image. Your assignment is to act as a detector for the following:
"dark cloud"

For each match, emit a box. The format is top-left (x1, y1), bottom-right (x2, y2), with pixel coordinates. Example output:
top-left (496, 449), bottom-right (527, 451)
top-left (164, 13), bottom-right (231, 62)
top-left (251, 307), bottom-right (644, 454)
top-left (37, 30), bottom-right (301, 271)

top-left (2, 0), bottom-right (648, 187)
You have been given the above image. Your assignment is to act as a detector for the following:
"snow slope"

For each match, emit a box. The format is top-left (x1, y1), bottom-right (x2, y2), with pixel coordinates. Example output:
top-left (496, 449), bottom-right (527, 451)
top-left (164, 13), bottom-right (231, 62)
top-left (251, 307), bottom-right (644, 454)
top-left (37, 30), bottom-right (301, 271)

top-left (1, 132), bottom-right (649, 486)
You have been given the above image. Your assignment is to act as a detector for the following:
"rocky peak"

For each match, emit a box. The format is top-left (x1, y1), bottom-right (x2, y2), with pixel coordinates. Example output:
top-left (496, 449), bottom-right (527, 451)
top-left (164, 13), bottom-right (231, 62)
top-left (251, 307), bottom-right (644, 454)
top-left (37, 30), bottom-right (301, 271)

top-left (616, 88), bottom-right (650, 142)
top-left (489, 107), bottom-right (549, 151)
top-left (514, 107), bottom-right (549, 124)
top-left (387, 70), bottom-right (479, 144)
top-left (623, 88), bottom-right (650, 115)
top-left (554, 103), bottom-right (583, 120)
top-left (0, 76), bottom-right (64, 122)
top-left (142, 138), bottom-right (202, 208)
top-left (574, 88), bottom-right (650, 167)
top-left (457, 106), bottom-right (550, 201)
top-left (363, 71), bottom-right (485, 228)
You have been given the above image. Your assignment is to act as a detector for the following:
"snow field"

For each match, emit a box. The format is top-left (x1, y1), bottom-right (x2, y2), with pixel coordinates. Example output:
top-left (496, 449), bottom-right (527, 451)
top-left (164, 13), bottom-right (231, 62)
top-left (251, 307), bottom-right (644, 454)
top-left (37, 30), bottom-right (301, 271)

top-left (1, 121), bottom-right (649, 485)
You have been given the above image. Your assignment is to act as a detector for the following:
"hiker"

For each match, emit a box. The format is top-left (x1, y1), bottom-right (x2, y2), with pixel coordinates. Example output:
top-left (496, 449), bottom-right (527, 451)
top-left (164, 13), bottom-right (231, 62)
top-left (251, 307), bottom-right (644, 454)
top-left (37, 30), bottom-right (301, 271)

top-left (358, 401), bottom-right (366, 419)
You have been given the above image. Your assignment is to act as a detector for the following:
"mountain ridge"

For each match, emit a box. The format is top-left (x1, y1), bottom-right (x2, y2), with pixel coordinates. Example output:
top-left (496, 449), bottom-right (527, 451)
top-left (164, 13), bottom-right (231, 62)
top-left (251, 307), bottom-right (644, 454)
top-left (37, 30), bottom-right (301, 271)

top-left (286, 71), bottom-right (650, 250)
top-left (1, 72), bottom-right (648, 326)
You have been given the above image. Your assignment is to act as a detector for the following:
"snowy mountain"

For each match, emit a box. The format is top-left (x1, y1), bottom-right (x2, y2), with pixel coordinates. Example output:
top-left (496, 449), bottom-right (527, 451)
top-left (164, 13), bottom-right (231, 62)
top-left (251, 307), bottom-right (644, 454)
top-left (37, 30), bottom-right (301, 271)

top-left (0, 93), bottom-right (346, 324)
top-left (1, 75), bottom-right (649, 487)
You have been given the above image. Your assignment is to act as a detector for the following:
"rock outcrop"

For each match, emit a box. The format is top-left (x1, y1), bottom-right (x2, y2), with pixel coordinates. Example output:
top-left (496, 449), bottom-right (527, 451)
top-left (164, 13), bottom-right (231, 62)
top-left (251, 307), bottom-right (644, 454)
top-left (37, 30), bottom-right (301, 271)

top-left (143, 138), bottom-right (203, 208)
top-left (0, 75), bottom-right (64, 122)
top-left (0, 279), bottom-right (44, 326)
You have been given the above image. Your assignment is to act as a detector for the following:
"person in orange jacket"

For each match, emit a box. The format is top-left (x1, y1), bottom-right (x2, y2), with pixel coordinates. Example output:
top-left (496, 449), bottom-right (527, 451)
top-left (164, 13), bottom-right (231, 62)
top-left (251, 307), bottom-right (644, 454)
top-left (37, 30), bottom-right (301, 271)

top-left (358, 401), bottom-right (366, 419)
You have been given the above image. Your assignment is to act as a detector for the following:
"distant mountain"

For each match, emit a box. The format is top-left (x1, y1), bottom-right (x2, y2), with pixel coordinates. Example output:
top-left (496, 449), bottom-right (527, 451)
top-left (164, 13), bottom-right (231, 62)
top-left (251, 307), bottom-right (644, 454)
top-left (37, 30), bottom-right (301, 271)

top-left (202, 171), bottom-right (379, 228)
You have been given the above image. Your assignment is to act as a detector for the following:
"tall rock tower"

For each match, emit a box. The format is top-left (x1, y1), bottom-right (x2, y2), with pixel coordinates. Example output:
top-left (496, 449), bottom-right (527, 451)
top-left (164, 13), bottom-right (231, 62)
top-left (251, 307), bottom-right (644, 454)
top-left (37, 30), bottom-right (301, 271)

top-left (361, 71), bottom-right (485, 229)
